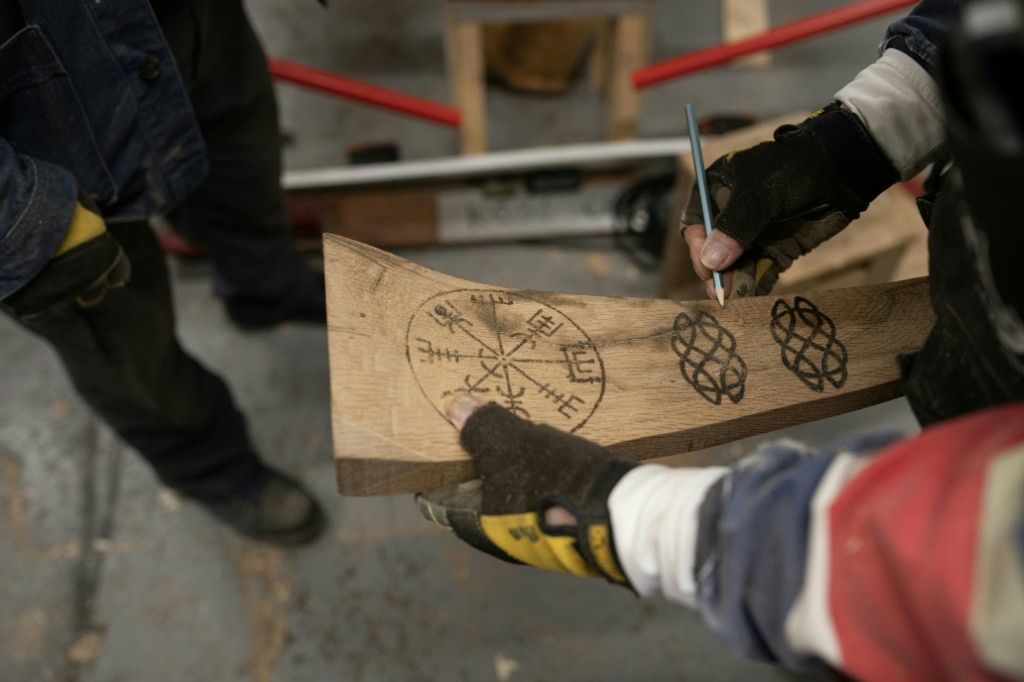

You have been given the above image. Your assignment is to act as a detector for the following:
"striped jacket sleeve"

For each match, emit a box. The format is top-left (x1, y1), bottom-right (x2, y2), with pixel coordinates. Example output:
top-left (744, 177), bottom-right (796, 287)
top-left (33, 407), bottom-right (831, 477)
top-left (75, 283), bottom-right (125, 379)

top-left (608, 402), bottom-right (1024, 680)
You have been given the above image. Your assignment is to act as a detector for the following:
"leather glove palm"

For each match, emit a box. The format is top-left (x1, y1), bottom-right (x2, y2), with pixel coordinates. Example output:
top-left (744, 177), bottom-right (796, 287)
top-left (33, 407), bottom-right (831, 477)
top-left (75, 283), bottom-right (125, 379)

top-left (417, 396), bottom-right (636, 586)
top-left (682, 104), bottom-right (899, 297)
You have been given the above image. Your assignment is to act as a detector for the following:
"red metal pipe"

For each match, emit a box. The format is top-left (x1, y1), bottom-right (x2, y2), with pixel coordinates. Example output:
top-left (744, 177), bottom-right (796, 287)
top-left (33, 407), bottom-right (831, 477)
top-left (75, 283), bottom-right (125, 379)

top-left (633, 0), bottom-right (918, 88)
top-left (268, 58), bottom-right (461, 127)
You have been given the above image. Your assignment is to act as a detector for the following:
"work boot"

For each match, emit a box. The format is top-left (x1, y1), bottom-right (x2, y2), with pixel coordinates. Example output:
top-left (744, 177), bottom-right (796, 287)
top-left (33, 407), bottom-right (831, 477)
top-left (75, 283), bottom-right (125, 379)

top-left (196, 465), bottom-right (326, 546)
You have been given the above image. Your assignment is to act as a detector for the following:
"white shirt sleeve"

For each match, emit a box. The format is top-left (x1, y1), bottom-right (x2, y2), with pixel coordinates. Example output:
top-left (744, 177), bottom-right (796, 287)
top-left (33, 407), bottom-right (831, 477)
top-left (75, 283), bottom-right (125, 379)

top-left (608, 464), bottom-right (729, 606)
top-left (836, 48), bottom-right (946, 180)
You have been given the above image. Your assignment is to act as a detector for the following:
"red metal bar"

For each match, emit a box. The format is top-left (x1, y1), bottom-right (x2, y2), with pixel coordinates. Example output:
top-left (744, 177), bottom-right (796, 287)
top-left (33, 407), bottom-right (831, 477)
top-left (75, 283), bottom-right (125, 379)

top-left (268, 58), bottom-right (461, 127)
top-left (633, 0), bottom-right (918, 88)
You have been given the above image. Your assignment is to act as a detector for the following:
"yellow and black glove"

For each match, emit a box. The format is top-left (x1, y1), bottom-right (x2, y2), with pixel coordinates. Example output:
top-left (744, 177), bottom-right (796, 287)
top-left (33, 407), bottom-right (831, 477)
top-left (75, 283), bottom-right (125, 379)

top-left (682, 103), bottom-right (900, 297)
top-left (417, 397), bottom-right (636, 586)
top-left (5, 197), bottom-right (127, 318)
top-left (54, 200), bottom-right (107, 257)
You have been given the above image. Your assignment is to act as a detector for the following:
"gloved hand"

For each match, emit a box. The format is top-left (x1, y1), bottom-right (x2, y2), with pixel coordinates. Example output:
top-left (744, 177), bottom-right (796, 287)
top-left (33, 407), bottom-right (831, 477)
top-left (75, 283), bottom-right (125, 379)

top-left (681, 103), bottom-right (899, 298)
top-left (4, 197), bottom-right (125, 318)
top-left (54, 199), bottom-right (106, 257)
top-left (416, 395), bottom-right (636, 586)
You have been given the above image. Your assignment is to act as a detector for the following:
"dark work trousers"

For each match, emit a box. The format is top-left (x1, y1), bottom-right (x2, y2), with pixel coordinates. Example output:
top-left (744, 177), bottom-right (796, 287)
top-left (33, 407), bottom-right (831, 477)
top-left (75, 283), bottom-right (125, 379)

top-left (151, 0), bottom-right (321, 323)
top-left (2, 224), bottom-right (261, 499)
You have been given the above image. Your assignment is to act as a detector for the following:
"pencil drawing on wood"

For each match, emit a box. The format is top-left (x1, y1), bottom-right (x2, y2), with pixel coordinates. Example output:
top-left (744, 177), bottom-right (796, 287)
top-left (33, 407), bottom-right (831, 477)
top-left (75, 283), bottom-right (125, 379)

top-left (770, 297), bottom-right (849, 392)
top-left (406, 289), bottom-right (605, 432)
top-left (671, 310), bottom-right (748, 405)
top-left (324, 234), bottom-right (934, 495)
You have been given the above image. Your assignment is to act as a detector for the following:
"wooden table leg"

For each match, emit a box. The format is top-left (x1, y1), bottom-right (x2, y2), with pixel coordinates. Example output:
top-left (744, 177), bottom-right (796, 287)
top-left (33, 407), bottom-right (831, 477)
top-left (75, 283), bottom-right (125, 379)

top-left (722, 0), bottom-right (772, 68)
top-left (444, 3), bottom-right (488, 154)
top-left (606, 9), bottom-right (649, 141)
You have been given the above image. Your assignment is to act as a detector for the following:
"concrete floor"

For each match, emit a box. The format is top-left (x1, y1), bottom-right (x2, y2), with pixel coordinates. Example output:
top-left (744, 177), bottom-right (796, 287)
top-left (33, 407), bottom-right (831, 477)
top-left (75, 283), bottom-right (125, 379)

top-left (0, 1), bottom-right (923, 680)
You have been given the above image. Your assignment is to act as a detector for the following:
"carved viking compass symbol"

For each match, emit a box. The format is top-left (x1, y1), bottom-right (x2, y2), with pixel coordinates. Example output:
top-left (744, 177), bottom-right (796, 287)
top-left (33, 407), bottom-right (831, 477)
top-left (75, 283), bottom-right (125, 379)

top-left (406, 289), bottom-right (605, 432)
top-left (671, 310), bottom-right (747, 405)
top-left (770, 297), bottom-right (848, 392)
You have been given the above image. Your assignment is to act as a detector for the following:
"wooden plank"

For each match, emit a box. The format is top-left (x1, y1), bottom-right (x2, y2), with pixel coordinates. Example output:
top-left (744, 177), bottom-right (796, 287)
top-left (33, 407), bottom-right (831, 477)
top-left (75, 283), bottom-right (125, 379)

top-left (606, 10), bottom-right (649, 140)
top-left (325, 234), bottom-right (934, 495)
top-left (445, 3), bottom-right (488, 154)
top-left (722, 0), bottom-right (772, 67)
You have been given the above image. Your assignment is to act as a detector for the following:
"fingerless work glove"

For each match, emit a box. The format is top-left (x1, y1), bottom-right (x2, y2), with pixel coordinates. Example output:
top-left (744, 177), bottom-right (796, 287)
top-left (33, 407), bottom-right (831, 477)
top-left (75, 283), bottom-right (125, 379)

top-left (54, 200), bottom-right (106, 257)
top-left (417, 402), bottom-right (636, 586)
top-left (5, 199), bottom-right (125, 318)
top-left (682, 103), bottom-right (900, 296)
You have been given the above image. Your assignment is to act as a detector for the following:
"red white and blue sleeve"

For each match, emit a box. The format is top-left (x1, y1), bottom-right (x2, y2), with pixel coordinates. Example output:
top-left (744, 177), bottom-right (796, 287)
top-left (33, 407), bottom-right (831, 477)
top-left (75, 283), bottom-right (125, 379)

top-left (607, 401), bottom-right (1024, 680)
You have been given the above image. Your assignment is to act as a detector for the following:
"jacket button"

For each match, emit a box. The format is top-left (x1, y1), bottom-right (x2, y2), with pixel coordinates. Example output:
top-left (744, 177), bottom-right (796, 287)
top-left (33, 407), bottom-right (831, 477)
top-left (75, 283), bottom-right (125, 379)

top-left (139, 55), bottom-right (161, 81)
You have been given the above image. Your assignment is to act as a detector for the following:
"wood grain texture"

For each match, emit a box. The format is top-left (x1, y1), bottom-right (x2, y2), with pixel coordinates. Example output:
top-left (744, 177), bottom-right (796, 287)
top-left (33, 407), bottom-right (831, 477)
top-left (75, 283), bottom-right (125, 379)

top-left (325, 234), bottom-right (934, 495)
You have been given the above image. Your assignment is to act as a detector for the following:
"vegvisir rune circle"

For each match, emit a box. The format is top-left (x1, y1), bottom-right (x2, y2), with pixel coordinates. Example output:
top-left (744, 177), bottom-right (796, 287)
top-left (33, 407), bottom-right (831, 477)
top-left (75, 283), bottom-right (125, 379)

top-left (406, 290), bottom-right (605, 432)
top-left (671, 310), bottom-right (747, 405)
top-left (770, 297), bottom-right (848, 392)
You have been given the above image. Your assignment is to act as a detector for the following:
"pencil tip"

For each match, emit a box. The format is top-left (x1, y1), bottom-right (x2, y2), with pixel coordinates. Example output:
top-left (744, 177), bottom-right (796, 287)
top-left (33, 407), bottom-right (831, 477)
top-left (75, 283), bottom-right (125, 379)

top-left (716, 288), bottom-right (726, 309)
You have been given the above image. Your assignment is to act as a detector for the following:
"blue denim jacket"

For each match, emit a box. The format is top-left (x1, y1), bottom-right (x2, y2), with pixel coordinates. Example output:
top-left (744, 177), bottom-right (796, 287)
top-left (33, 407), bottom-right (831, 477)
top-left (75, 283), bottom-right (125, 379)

top-left (0, 0), bottom-right (207, 299)
top-left (881, 0), bottom-right (962, 72)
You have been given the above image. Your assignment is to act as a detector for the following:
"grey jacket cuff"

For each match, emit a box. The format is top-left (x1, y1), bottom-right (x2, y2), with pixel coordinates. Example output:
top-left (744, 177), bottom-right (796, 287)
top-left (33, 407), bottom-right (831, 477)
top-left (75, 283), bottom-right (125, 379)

top-left (835, 49), bottom-right (946, 180)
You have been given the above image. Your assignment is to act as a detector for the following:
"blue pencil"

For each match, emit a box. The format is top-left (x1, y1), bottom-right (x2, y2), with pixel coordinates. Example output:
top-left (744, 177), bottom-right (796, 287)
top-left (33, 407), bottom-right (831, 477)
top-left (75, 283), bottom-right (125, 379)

top-left (684, 104), bottom-right (726, 308)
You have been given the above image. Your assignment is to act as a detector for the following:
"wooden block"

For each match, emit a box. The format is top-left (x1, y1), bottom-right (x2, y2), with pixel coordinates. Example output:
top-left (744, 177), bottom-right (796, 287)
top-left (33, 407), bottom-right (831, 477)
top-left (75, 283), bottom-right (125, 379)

top-left (484, 20), bottom-right (599, 94)
top-left (293, 188), bottom-right (440, 247)
top-left (722, 0), bottom-right (772, 68)
top-left (325, 234), bottom-right (934, 495)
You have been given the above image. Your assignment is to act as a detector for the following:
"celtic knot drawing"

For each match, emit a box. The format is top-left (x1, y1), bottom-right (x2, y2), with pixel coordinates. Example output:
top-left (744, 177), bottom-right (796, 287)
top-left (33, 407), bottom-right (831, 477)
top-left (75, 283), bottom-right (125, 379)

top-left (671, 310), bottom-right (747, 405)
top-left (407, 290), bottom-right (605, 432)
top-left (770, 297), bottom-right (848, 392)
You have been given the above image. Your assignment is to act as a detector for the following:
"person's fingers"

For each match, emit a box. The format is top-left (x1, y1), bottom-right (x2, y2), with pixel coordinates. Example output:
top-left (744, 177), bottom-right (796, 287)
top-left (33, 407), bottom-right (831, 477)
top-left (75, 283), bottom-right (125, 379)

top-left (445, 397), bottom-right (583, 529)
top-left (705, 270), bottom-right (734, 300)
top-left (699, 230), bottom-right (744, 273)
top-left (544, 505), bottom-right (578, 528)
top-left (687, 225), bottom-right (741, 301)
top-left (448, 394), bottom-right (487, 431)
top-left (683, 223), bottom-right (712, 281)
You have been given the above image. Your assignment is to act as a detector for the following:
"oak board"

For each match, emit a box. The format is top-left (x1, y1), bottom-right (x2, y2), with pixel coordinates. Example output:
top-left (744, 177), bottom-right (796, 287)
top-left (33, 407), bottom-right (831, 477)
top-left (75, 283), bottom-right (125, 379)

top-left (325, 234), bottom-right (935, 495)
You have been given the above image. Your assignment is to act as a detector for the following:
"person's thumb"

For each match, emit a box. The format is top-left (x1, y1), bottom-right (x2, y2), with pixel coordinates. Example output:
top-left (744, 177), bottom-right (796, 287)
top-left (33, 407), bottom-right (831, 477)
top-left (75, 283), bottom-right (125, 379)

top-left (699, 230), bottom-right (744, 272)
top-left (447, 394), bottom-right (487, 431)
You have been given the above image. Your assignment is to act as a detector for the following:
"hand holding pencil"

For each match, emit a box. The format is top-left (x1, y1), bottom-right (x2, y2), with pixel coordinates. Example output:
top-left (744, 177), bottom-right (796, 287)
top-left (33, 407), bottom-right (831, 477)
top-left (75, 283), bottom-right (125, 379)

top-left (679, 104), bottom-right (893, 299)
